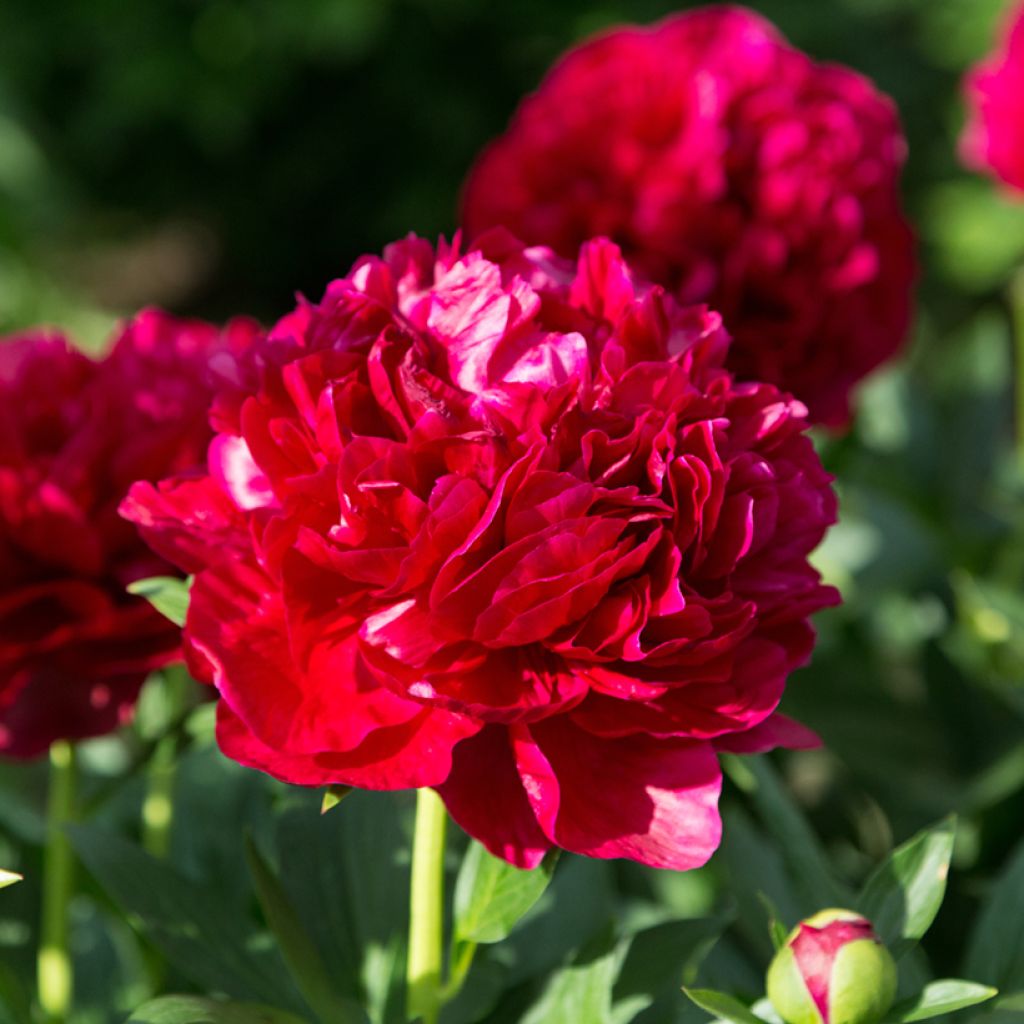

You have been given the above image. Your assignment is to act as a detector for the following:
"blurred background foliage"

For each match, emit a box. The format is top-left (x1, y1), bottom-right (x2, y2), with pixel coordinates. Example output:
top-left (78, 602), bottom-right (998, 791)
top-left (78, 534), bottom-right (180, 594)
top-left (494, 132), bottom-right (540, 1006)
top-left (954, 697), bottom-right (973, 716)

top-left (2, 0), bottom-right (1024, 1022)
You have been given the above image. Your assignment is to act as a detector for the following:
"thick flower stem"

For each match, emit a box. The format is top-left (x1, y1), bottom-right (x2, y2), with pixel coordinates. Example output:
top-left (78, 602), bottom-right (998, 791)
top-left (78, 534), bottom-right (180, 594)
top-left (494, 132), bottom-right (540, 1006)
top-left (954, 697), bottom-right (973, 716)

top-left (407, 788), bottom-right (448, 1024)
top-left (142, 735), bottom-right (177, 859)
top-left (1013, 270), bottom-right (1024, 465)
top-left (38, 740), bottom-right (77, 1023)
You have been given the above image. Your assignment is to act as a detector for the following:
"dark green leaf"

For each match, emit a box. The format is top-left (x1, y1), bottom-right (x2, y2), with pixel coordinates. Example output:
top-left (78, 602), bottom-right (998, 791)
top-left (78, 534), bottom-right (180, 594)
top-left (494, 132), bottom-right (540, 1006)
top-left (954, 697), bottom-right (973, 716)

top-left (757, 894), bottom-right (788, 951)
top-left (453, 842), bottom-right (558, 945)
top-left (126, 995), bottom-right (309, 1024)
top-left (127, 576), bottom-right (192, 627)
top-left (274, 792), bottom-right (410, 1021)
top-left (683, 988), bottom-right (769, 1024)
top-left (244, 834), bottom-right (368, 1024)
top-left (882, 980), bottom-right (998, 1023)
top-left (69, 825), bottom-right (305, 1013)
top-left (520, 934), bottom-right (623, 1024)
top-left (964, 839), bottom-right (1024, 991)
top-left (724, 756), bottom-right (849, 913)
top-left (611, 916), bottom-right (726, 1021)
top-left (857, 816), bottom-right (956, 959)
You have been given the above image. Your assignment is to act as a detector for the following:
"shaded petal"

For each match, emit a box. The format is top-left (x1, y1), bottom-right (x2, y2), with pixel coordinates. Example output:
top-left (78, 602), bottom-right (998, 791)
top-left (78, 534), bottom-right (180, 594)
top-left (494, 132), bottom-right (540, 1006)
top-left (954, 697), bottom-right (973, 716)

top-left (216, 700), bottom-right (480, 789)
top-left (514, 718), bottom-right (722, 870)
top-left (438, 726), bottom-right (551, 868)
top-left (713, 712), bottom-right (820, 754)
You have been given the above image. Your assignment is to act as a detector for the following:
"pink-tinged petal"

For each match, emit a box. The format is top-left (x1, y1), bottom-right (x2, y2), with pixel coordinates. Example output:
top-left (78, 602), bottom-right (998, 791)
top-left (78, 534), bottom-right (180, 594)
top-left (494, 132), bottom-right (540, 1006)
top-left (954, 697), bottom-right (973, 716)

top-left (438, 726), bottom-right (551, 868)
top-left (713, 712), bottom-right (820, 754)
top-left (119, 476), bottom-right (246, 574)
top-left (427, 254), bottom-right (542, 393)
top-left (208, 434), bottom-right (274, 510)
top-left (513, 718), bottom-right (722, 870)
top-left (569, 238), bottom-right (637, 323)
top-left (791, 918), bottom-right (878, 1022)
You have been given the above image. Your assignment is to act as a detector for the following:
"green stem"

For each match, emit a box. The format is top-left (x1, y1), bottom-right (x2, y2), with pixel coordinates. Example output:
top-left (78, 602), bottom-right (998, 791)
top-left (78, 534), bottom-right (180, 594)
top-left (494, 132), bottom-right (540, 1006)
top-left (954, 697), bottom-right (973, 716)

top-left (1013, 270), bottom-right (1024, 465)
top-left (142, 736), bottom-right (177, 859)
top-left (38, 740), bottom-right (77, 1023)
top-left (441, 939), bottom-right (478, 1003)
top-left (406, 788), bottom-right (447, 1024)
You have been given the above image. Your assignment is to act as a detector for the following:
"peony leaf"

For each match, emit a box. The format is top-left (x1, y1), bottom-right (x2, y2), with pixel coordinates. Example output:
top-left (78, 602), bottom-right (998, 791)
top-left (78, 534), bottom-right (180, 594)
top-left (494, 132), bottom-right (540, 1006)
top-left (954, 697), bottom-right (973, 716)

top-left (319, 785), bottom-right (353, 814)
top-left (125, 995), bottom-right (310, 1024)
top-left (0, 869), bottom-right (22, 889)
top-left (243, 834), bottom-right (368, 1024)
top-left (757, 893), bottom-right (788, 950)
top-left (857, 815), bottom-right (956, 959)
top-left (724, 756), bottom-right (850, 913)
top-left (520, 932), bottom-right (624, 1024)
top-left (964, 838), bottom-right (1024, 992)
top-left (683, 987), bottom-right (772, 1024)
top-left (881, 980), bottom-right (998, 1023)
top-left (453, 842), bottom-right (558, 945)
top-left (611, 916), bottom-right (727, 1021)
top-left (68, 825), bottom-right (306, 1013)
top-left (274, 793), bottom-right (409, 1019)
top-left (127, 575), bottom-right (193, 627)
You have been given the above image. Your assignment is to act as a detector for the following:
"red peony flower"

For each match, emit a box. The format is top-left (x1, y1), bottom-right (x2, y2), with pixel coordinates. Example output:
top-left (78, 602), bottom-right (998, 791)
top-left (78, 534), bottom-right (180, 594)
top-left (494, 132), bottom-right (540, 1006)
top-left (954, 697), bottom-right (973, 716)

top-left (461, 6), bottom-right (915, 428)
top-left (123, 231), bottom-right (839, 870)
top-left (0, 310), bottom-right (258, 758)
top-left (962, 1), bottom-right (1024, 192)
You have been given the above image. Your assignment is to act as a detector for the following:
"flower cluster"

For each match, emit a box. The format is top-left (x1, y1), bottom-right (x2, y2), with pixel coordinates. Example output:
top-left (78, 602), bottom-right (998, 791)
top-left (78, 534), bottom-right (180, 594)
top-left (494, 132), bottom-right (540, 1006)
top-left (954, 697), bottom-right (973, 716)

top-left (461, 6), bottom-right (915, 427)
top-left (124, 232), bottom-right (838, 868)
top-left (962, 1), bottom-right (1024, 192)
top-left (0, 311), bottom-right (256, 757)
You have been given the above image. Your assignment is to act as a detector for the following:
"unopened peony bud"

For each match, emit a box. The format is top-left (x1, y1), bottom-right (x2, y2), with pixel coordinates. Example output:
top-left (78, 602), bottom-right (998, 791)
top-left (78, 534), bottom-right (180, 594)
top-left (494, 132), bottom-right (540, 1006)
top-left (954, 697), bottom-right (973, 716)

top-left (767, 909), bottom-right (897, 1024)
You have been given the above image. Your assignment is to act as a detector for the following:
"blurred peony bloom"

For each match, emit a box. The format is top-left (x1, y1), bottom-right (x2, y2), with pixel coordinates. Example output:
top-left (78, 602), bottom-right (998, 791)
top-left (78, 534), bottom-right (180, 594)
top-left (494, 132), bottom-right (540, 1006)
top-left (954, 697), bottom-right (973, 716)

top-left (767, 909), bottom-right (897, 1024)
top-left (123, 231), bottom-right (838, 870)
top-left (461, 6), bottom-right (915, 428)
top-left (962, 1), bottom-right (1024, 191)
top-left (0, 310), bottom-right (258, 758)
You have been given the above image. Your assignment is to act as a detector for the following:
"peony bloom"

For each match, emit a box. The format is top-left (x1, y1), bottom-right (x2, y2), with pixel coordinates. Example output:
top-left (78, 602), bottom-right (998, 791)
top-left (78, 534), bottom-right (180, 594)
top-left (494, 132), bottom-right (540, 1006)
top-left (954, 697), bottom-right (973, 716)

top-left (0, 310), bottom-right (258, 758)
top-left (123, 231), bottom-right (838, 870)
top-left (962, 1), bottom-right (1024, 192)
top-left (461, 6), bottom-right (915, 428)
top-left (767, 909), bottom-right (897, 1024)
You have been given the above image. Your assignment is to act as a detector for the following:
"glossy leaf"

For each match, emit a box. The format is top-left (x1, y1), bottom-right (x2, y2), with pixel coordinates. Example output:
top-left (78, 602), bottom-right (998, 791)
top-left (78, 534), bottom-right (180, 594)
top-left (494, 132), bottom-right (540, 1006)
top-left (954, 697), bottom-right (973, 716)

top-left (857, 816), bottom-right (956, 959)
top-left (127, 576), bottom-right (193, 627)
top-left (520, 935), bottom-right (623, 1024)
top-left (453, 842), bottom-right (558, 945)
top-left (882, 980), bottom-right (998, 1023)
top-left (0, 869), bottom-right (22, 889)
top-left (683, 987), bottom-right (771, 1024)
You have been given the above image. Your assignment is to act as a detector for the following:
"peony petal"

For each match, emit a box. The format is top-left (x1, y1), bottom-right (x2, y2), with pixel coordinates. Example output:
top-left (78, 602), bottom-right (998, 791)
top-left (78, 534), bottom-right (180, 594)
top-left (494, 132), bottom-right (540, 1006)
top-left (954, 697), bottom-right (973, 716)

top-left (188, 561), bottom-right (427, 756)
top-left (216, 698), bottom-right (479, 790)
top-left (438, 726), bottom-right (552, 868)
top-left (208, 434), bottom-right (274, 511)
top-left (514, 717), bottom-right (722, 870)
top-left (713, 712), bottom-right (820, 754)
